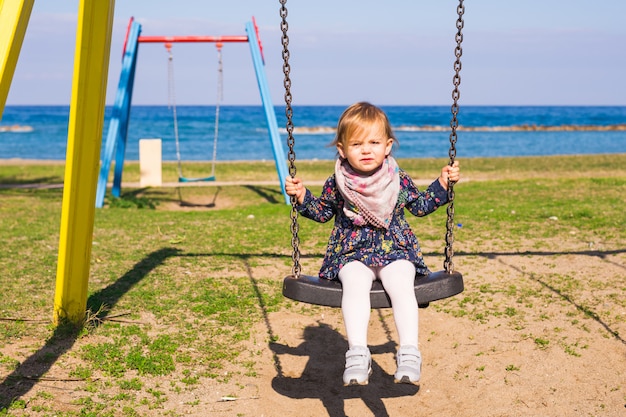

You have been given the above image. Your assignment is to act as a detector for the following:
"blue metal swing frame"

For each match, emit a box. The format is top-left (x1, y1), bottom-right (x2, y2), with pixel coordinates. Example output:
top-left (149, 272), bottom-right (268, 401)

top-left (96, 18), bottom-right (289, 207)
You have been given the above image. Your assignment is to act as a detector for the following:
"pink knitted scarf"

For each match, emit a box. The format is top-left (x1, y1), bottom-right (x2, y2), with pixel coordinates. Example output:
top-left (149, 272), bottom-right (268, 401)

top-left (335, 156), bottom-right (400, 229)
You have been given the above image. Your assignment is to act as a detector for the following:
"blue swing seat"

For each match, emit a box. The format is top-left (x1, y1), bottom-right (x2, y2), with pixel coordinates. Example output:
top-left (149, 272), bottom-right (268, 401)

top-left (178, 175), bottom-right (216, 183)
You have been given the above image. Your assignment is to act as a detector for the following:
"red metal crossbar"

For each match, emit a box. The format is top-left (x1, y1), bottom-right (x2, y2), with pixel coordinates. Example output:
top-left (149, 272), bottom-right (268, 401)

top-left (138, 35), bottom-right (248, 43)
top-left (120, 16), bottom-right (264, 63)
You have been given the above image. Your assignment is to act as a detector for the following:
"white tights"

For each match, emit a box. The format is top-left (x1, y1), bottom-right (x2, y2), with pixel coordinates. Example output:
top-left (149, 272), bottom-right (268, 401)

top-left (338, 260), bottom-right (418, 349)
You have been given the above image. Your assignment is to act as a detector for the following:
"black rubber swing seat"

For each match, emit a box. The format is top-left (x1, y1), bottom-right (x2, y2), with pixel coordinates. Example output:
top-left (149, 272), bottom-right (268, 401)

top-left (282, 270), bottom-right (464, 309)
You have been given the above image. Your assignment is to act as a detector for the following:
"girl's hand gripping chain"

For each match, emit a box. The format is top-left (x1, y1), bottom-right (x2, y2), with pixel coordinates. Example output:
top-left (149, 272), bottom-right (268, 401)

top-left (285, 176), bottom-right (306, 205)
top-left (438, 160), bottom-right (461, 190)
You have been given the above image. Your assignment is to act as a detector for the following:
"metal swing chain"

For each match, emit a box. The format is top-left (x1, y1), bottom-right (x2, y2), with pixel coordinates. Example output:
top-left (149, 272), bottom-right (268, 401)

top-left (444, 0), bottom-right (465, 273)
top-left (280, 0), bottom-right (463, 276)
top-left (280, 0), bottom-right (301, 278)
top-left (166, 44), bottom-right (184, 179)
top-left (211, 43), bottom-right (223, 178)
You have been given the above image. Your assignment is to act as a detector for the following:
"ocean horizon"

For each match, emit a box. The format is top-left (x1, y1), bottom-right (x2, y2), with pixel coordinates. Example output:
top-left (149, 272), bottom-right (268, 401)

top-left (1, 105), bottom-right (625, 162)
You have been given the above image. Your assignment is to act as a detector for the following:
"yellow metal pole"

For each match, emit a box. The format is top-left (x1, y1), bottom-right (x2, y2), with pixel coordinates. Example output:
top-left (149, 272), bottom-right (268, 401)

top-left (54, 0), bottom-right (116, 325)
top-left (0, 0), bottom-right (35, 118)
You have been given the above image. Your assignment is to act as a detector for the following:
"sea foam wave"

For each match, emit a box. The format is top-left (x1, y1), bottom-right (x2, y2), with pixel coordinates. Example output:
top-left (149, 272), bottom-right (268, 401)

top-left (277, 124), bottom-right (626, 134)
top-left (0, 125), bottom-right (34, 133)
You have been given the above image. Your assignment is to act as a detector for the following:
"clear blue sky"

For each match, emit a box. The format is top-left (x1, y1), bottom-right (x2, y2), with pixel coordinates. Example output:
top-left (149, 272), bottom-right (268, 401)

top-left (5, 0), bottom-right (626, 106)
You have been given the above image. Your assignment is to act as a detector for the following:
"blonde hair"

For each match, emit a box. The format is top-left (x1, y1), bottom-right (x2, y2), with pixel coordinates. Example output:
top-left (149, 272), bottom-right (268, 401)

top-left (332, 102), bottom-right (396, 148)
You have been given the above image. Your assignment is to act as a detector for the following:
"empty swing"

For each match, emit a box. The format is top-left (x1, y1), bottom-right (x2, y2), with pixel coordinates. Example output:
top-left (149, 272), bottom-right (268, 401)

top-left (279, 0), bottom-right (466, 309)
top-left (166, 42), bottom-right (223, 183)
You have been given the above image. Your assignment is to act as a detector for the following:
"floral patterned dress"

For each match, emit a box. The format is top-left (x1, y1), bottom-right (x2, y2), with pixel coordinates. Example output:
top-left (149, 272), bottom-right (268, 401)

top-left (296, 169), bottom-right (449, 280)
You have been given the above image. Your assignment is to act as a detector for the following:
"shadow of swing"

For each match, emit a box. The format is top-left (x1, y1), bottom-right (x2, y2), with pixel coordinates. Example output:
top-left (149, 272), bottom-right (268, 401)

top-left (269, 323), bottom-right (419, 417)
top-left (176, 186), bottom-right (220, 208)
top-left (242, 185), bottom-right (283, 204)
top-left (125, 183), bottom-right (282, 207)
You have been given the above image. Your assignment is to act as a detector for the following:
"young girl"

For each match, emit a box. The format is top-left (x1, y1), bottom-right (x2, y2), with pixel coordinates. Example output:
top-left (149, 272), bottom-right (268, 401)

top-left (285, 102), bottom-right (460, 386)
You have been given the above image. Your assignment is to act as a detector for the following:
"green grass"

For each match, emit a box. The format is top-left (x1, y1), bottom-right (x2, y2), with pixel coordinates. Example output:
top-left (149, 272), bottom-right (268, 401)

top-left (3, 153), bottom-right (623, 185)
top-left (0, 154), bottom-right (624, 415)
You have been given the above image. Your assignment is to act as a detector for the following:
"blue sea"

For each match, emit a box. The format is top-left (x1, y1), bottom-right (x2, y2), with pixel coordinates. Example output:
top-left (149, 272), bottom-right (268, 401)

top-left (0, 105), bottom-right (625, 161)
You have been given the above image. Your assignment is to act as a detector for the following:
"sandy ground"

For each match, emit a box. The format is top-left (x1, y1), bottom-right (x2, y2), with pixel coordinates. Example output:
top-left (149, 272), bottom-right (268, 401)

top-left (207, 248), bottom-right (625, 417)
top-left (4, 242), bottom-right (623, 416)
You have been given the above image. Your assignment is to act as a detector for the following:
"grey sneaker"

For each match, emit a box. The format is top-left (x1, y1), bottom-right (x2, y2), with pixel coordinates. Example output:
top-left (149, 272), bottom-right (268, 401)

top-left (394, 345), bottom-right (421, 384)
top-left (343, 346), bottom-right (372, 386)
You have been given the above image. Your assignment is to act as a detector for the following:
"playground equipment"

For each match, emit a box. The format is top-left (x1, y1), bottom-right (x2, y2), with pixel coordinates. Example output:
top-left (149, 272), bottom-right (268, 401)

top-left (166, 41), bottom-right (221, 183)
top-left (1, 0), bottom-right (116, 324)
top-left (279, 0), bottom-right (466, 308)
top-left (0, 0), bottom-right (35, 117)
top-left (95, 17), bottom-right (290, 208)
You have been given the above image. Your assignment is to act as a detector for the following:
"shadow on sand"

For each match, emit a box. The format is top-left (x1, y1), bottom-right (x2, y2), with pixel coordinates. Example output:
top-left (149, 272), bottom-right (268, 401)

top-left (269, 323), bottom-right (419, 417)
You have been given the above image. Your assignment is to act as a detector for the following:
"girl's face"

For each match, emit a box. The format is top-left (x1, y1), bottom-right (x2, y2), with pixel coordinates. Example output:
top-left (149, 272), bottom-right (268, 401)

top-left (337, 121), bottom-right (394, 176)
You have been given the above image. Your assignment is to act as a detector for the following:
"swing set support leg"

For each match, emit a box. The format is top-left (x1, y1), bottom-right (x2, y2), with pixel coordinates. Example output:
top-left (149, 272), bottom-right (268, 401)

top-left (0, 0), bottom-right (35, 117)
top-left (95, 19), bottom-right (141, 207)
top-left (54, 0), bottom-right (115, 325)
top-left (246, 20), bottom-right (290, 205)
